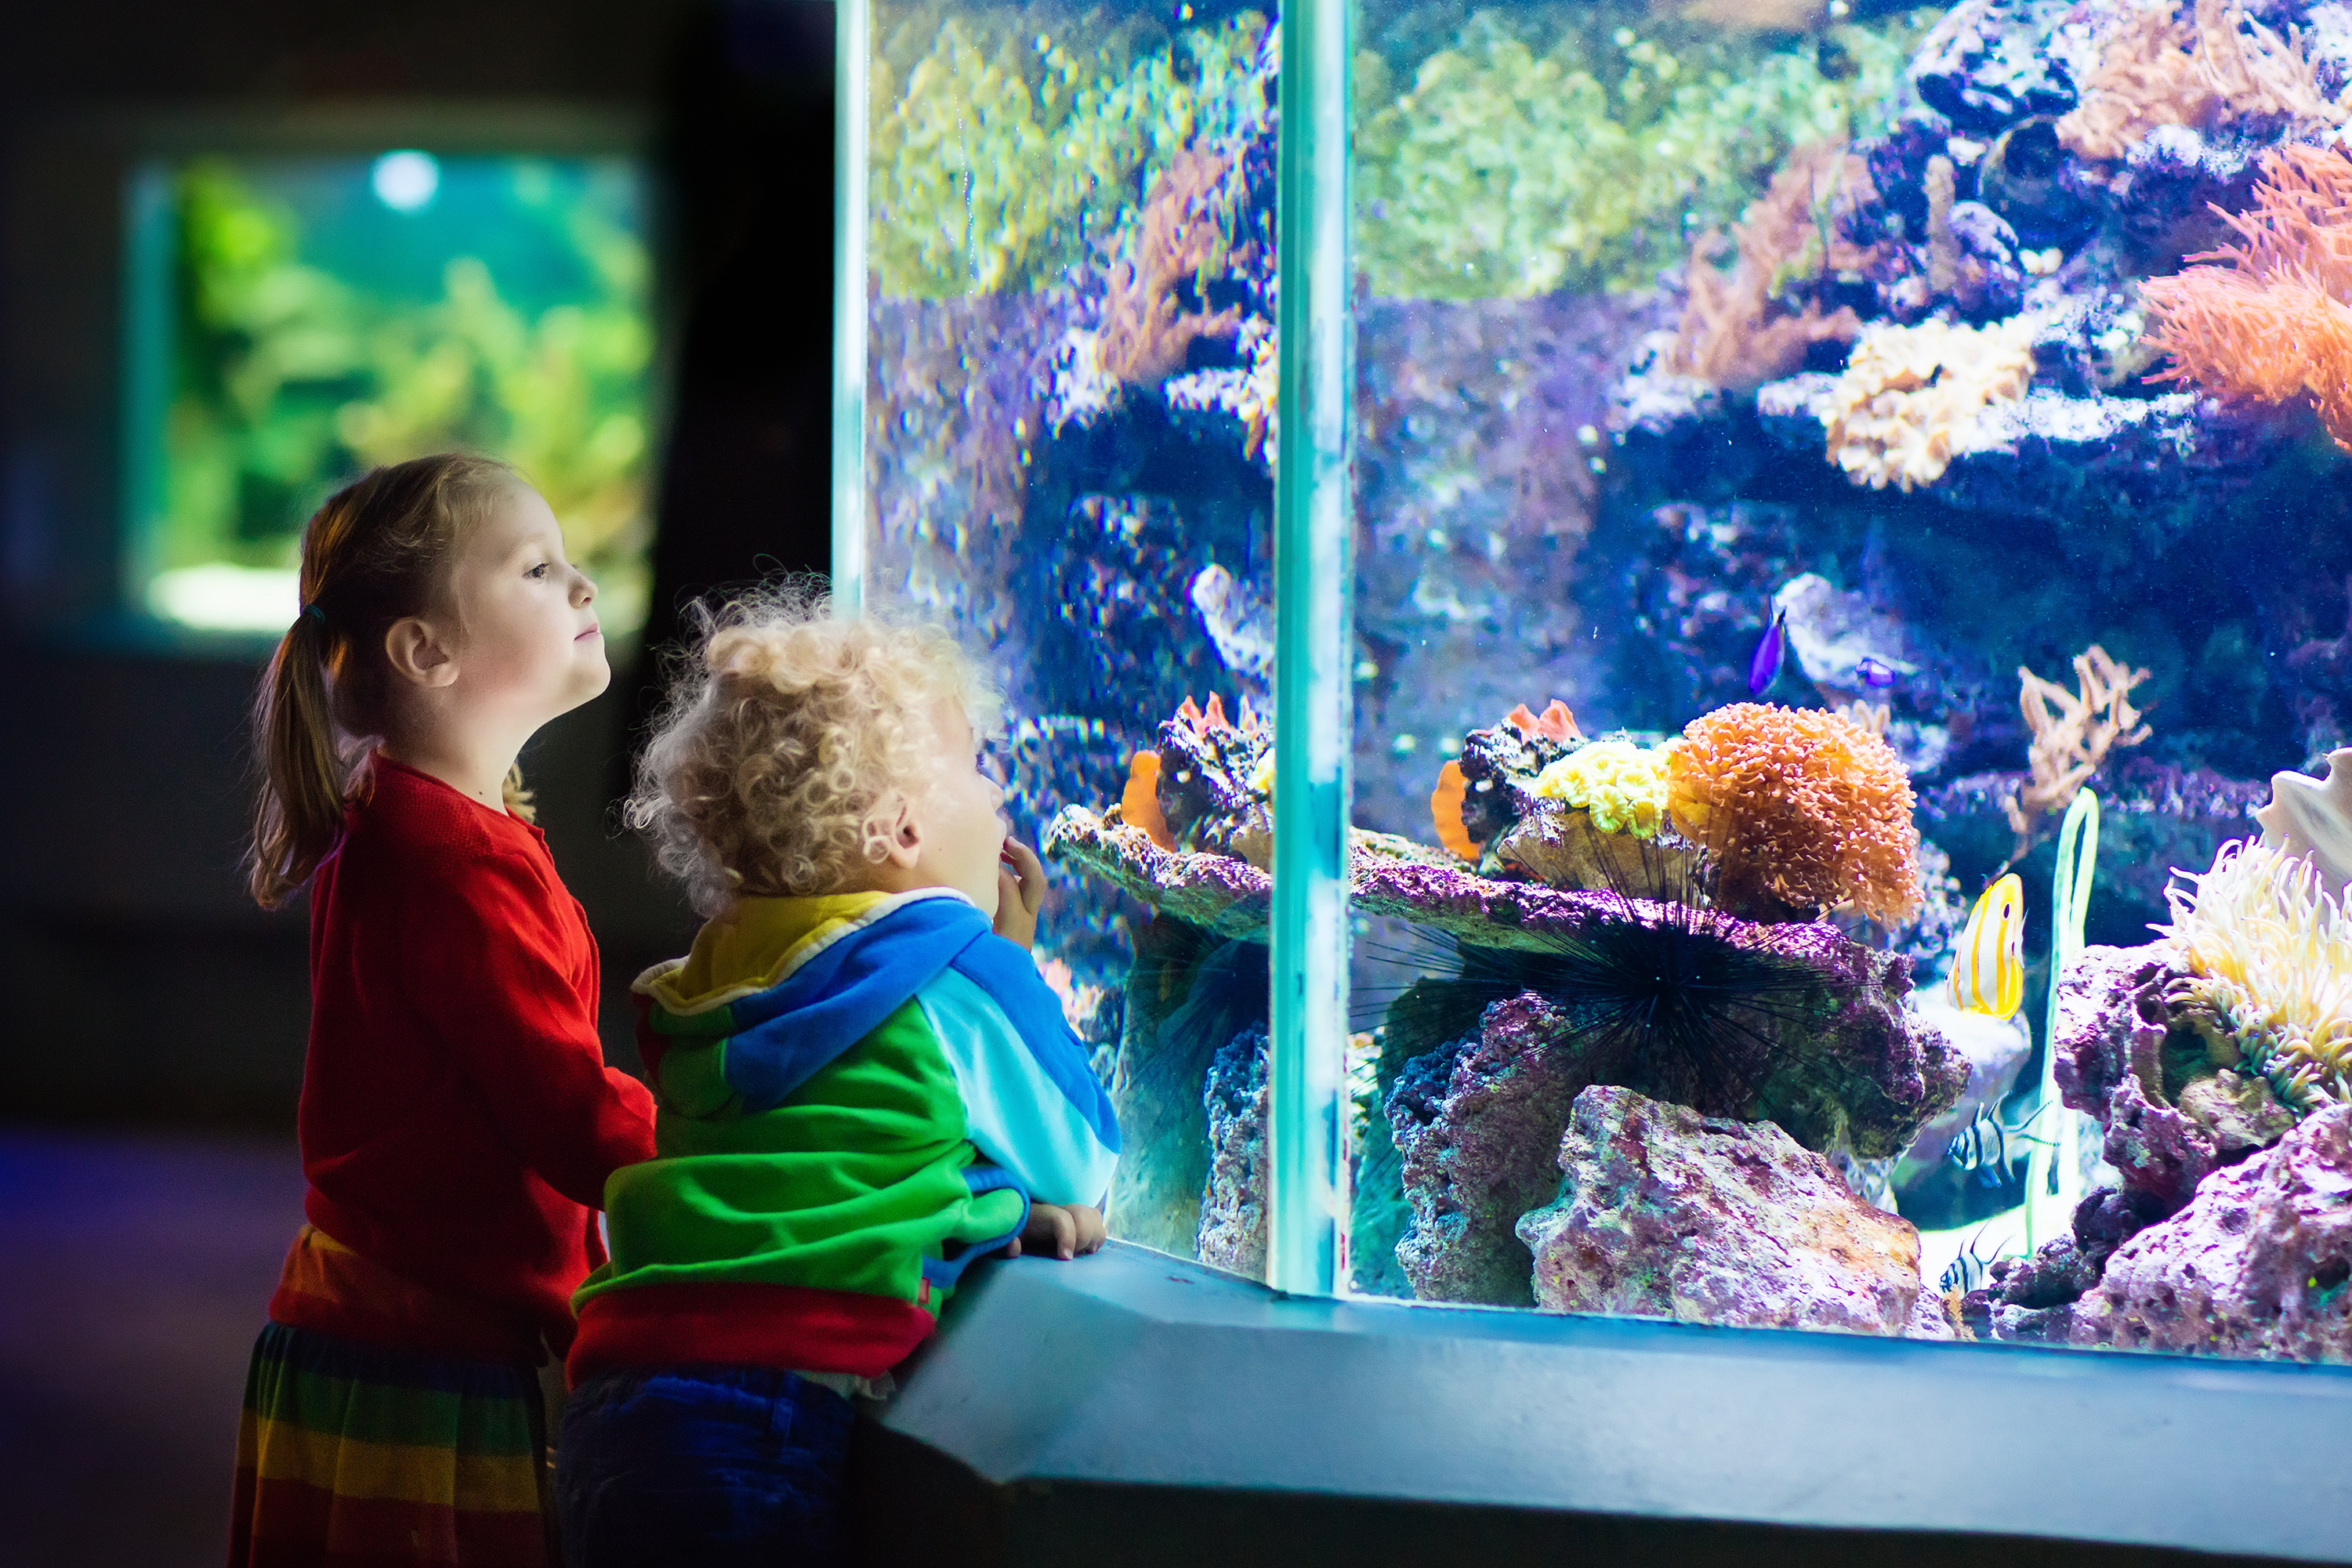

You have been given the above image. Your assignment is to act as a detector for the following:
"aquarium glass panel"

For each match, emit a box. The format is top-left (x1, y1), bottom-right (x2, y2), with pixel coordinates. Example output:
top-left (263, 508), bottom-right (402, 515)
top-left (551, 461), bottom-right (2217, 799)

top-left (125, 153), bottom-right (655, 636)
top-left (862, 0), bottom-right (1285, 1272)
top-left (1341, 0), bottom-right (2352, 1363)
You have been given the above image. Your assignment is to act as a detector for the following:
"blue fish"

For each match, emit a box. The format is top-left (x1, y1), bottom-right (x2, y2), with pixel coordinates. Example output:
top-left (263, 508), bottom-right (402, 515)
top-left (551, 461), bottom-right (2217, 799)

top-left (1857, 656), bottom-right (1897, 688)
top-left (1747, 605), bottom-right (1788, 696)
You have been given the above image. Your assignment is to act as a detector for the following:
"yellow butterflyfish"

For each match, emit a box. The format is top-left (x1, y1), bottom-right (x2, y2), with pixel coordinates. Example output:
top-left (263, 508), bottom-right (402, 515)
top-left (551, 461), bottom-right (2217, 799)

top-left (1948, 872), bottom-right (2025, 1019)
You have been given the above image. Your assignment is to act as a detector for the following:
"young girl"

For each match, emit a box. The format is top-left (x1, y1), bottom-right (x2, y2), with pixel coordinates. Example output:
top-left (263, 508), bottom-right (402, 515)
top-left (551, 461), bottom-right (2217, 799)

top-left (230, 454), bottom-right (658, 1567)
top-left (554, 589), bottom-right (1117, 1567)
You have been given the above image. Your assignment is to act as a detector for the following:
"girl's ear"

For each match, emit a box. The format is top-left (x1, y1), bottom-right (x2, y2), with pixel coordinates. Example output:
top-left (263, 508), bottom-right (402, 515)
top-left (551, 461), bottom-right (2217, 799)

top-left (384, 616), bottom-right (458, 690)
top-left (878, 795), bottom-right (925, 871)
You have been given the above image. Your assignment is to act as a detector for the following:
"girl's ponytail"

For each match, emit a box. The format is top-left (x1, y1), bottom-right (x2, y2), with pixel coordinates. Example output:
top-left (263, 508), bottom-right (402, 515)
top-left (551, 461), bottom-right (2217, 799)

top-left (248, 611), bottom-right (349, 907)
top-left (241, 452), bottom-right (519, 908)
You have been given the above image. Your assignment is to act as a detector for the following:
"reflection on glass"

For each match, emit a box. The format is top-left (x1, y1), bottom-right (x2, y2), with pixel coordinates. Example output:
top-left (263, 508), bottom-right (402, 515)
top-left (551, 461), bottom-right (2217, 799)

top-left (128, 153), bottom-right (654, 635)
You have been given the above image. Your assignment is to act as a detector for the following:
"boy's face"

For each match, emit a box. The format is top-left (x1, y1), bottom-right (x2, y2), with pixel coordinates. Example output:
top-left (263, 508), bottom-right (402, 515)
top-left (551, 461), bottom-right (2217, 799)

top-left (910, 697), bottom-right (1009, 915)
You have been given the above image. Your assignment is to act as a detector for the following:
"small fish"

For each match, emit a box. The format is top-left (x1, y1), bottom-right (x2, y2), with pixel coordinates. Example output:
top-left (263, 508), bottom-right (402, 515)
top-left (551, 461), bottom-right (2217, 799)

top-left (1857, 656), bottom-right (1898, 689)
top-left (1748, 604), bottom-right (1788, 696)
top-left (1945, 1102), bottom-right (2010, 1175)
top-left (1948, 872), bottom-right (2026, 1019)
top-left (1939, 1233), bottom-right (2000, 1296)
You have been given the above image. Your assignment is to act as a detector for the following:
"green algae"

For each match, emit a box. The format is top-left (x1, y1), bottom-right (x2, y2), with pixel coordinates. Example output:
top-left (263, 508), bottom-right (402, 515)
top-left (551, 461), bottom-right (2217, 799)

top-left (869, 3), bottom-right (1270, 298)
top-left (1354, 5), bottom-right (1940, 299)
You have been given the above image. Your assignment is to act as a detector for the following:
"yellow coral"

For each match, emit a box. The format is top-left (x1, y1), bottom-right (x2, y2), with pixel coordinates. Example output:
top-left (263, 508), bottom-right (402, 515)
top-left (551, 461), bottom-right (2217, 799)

top-left (1666, 702), bottom-right (1922, 924)
top-left (1531, 740), bottom-right (1672, 838)
top-left (1820, 316), bottom-right (2039, 491)
top-left (2160, 840), bottom-right (2352, 1114)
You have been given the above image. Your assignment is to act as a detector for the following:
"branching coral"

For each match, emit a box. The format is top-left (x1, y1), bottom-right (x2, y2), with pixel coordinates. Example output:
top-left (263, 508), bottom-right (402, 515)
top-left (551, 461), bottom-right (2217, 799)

top-left (1665, 702), bottom-right (1923, 925)
top-left (2160, 840), bottom-right (2352, 1115)
top-left (1820, 316), bottom-right (2039, 491)
top-left (2056, 0), bottom-right (2347, 161)
top-left (1665, 139), bottom-right (1871, 391)
top-left (2005, 644), bottom-right (2152, 850)
top-left (1099, 143), bottom-right (1247, 385)
top-left (1531, 740), bottom-right (1673, 838)
top-left (2140, 143), bottom-right (2352, 450)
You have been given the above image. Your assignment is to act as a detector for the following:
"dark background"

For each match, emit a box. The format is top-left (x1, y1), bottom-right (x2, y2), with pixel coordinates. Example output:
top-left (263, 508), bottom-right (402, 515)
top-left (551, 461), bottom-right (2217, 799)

top-left (0, 4), bottom-right (833, 1561)
top-left (0, 0), bottom-right (835, 1126)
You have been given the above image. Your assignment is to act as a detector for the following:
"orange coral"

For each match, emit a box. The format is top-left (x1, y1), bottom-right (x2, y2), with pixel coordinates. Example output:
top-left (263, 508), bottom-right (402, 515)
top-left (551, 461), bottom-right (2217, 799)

top-left (2057, 0), bottom-right (2346, 160)
top-left (1121, 750), bottom-right (1176, 849)
top-left (1666, 141), bottom-right (1874, 392)
top-left (1099, 144), bottom-right (1245, 386)
top-left (1665, 702), bottom-right (1922, 925)
top-left (2004, 645), bottom-right (2151, 853)
top-left (1430, 759), bottom-right (1481, 861)
top-left (2141, 143), bottom-right (2352, 448)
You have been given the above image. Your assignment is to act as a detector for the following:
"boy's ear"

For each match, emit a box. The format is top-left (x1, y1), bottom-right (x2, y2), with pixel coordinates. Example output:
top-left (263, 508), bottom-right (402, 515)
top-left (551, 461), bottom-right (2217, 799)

top-left (878, 797), bottom-right (924, 871)
top-left (383, 616), bottom-right (459, 690)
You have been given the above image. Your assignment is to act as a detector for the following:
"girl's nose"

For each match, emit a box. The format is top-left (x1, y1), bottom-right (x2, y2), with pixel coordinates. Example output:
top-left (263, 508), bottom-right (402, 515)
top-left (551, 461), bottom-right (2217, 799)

top-left (572, 567), bottom-right (597, 606)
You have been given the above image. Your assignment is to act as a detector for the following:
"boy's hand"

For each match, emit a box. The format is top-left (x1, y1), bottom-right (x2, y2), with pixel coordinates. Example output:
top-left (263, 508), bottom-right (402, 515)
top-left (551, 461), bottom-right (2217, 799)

top-left (995, 838), bottom-right (1047, 948)
top-left (1002, 1201), bottom-right (1107, 1261)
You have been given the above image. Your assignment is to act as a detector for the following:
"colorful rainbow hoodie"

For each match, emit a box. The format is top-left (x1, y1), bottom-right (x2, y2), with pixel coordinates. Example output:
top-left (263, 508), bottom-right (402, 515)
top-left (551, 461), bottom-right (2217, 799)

top-left (567, 887), bottom-right (1119, 1385)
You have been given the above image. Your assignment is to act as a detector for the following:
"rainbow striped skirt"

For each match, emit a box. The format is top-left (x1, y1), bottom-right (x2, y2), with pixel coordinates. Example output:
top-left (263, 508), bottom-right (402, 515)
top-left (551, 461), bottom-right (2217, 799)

top-left (230, 1321), bottom-right (552, 1567)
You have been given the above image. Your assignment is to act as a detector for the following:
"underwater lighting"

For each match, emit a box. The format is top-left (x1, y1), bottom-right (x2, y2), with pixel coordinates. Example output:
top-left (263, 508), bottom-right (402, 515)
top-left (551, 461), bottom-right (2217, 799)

top-left (370, 150), bottom-right (440, 212)
top-left (146, 563), bottom-right (301, 633)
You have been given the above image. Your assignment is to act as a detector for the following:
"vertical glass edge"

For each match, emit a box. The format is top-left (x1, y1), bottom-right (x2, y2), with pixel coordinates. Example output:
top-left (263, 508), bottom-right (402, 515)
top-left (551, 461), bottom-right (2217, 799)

top-left (832, 0), bottom-right (870, 615)
top-left (1270, 0), bottom-right (1353, 1298)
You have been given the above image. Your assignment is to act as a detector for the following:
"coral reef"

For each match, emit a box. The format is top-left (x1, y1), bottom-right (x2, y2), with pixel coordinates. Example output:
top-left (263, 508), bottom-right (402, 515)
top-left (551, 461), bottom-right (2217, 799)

top-left (2054, 942), bottom-right (2298, 1211)
top-left (1386, 994), bottom-right (1589, 1304)
top-left (2056, 0), bottom-right (2347, 163)
top-left (1817, 316), bottom-right (2039, 491)
top-left (2160, 839), bottom-right (2352, 1114)
top-left (1111, 693), bottom-right (1274, 869)
top-left (2142, 143), bottom-right (2352, 450)
top-left (1518, 1085), bottom-right (1925, 1334)
top-left (2006, 643), bottom-right (2153, 850)
top-left (2257, 747), bottom-right (2352, 899)
top-left (1378, 900), bottom-right (1963, 1300)
top-left (1665, 140), bottom-right (1870, 392)
top-left (1665, 702), bottom-right (1923, 924)
top-left (2071, 1104), bottom-right (2352, 1361)
top-left (1197, 1025), bottom-right (1270, 1279)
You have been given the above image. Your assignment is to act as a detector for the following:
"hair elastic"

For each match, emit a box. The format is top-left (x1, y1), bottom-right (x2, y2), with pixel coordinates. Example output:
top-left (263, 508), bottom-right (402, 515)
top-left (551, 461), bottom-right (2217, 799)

top-left (300, 602), bottom-right (327, 627)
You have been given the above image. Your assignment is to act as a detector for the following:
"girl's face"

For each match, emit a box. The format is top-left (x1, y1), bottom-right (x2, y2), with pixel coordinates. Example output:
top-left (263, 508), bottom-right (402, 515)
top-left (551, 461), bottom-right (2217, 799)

top-left (909, 697), bottom-right (1009, 914)
top-left (445, 484), bottom-right (609, 724)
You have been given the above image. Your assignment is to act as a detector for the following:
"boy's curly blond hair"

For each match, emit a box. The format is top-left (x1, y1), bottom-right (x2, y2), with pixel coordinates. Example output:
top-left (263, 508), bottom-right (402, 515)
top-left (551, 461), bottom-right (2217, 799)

top-left (629, 584), bottom-right (1000, 915)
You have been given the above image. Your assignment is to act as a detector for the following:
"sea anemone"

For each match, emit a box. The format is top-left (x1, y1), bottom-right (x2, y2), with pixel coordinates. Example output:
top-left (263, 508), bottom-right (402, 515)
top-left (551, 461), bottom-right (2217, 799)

top-left (1666, 702), bottom-right (1922, 925)
top-left (2159, 839), bottom-right (2352, 1115)
top-left (1531, 740), bottom-right (1672, 838)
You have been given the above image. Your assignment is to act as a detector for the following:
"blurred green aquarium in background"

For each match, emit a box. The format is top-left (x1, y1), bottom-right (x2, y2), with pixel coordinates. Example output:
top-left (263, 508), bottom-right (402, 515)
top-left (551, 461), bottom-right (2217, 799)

top-left (127, 151), bottom-right (655, 636)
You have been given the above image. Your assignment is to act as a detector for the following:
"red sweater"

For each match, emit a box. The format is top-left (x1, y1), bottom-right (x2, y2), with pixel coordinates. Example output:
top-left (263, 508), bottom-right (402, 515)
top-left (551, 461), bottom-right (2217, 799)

top-left (270, 755), bottom-right (656, 1360)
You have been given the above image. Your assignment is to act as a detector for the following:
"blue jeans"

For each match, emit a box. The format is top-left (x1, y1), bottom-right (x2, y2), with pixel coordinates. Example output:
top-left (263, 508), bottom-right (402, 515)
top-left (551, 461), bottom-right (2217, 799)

top-left (557, 1365), bottom-right (854, 1568)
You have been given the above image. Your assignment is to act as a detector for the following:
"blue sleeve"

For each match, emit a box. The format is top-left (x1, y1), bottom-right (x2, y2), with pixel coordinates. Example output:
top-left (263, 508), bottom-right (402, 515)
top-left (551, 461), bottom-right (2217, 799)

top-left (914, 936), bottom-right (1120, 1207)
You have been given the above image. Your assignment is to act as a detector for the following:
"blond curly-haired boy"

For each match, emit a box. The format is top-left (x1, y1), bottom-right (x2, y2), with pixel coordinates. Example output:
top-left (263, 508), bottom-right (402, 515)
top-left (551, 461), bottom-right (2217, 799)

top-left (555, 587), bottom-right (1118, 1566)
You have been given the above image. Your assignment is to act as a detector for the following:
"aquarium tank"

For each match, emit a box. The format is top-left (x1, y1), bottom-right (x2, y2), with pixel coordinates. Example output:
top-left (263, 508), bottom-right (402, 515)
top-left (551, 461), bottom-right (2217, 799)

top-left (852, 0), bottom-right (2352, 1361)
top-left (125, 151), bottom-right (655, 636)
